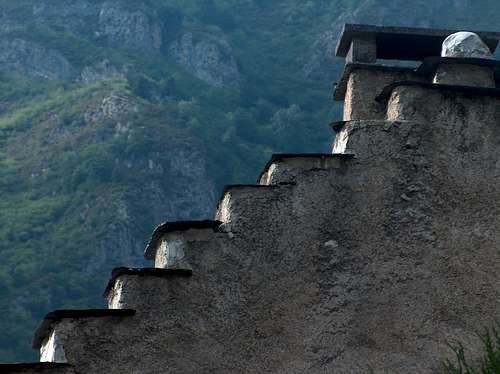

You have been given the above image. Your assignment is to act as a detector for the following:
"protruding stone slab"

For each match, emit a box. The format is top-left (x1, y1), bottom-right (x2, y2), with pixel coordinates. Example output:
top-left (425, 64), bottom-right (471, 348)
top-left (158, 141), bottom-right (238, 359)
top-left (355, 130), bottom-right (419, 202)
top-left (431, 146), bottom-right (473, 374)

top-left (376, 80), bottom-right (500, 103)
top-left (336, 24), bottom-right (500, 61)
top-left (259, 154), bottom-right (355, 185)
top-left (104, 267), bottom-right (193, 308)
top-left (33, 309), bottom-right (136, 350)
top-left (105, 267), bottom-right (192, 295)
top-left (433, 63), bottom-right (495, 87)
top-left (144, 220), bottom-right (222, 261)
top-left (417, 56), bottom-right (500, 76)
top-left (417, 57), bottom-right (500, 88)
top-left (0, 363), bottom-right (75, 374)
top-left (378, 81), bottom-right (500, 122)
top-left (216, 184), bottom-right (292, 233)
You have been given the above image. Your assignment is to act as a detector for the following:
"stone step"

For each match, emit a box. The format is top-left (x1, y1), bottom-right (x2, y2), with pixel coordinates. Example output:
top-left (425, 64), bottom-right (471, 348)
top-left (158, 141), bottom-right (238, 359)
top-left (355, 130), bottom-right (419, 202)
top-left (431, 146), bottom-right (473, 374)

top-left (258, 154), bottom-right (354, 185)
top-left (331, 119), bottom-right (412, 160)
top-left (379, 80), bottom-right (500, 122)
top-left (33, 309), bottom-right (136, 365)
top-left (144, 220), bottom-right (225, 269)
top-left (215, 184), bottom-right (294, 233)
top-left (95, 261), bottom-right (247, 372)
top-left (0, 363), bottom-right (75, 373)
top-left (104, 267), bottom-right (193, 309)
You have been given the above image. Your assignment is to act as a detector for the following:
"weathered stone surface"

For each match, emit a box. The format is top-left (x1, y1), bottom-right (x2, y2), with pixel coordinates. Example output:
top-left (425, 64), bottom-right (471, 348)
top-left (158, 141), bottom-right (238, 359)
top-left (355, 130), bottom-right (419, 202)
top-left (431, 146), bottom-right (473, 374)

top-left (28, 47), bottom-right (500, 369)
top-left (258, 154), bottom-right (354, 185)
top-left (0, 363), bottom-right (75, 373)
top-left (37, 316), bottom-right (137, 373)
top-left (386, 84), bottom-right (500, 123)
top-left (33, 0), bottom-right (98, 34)
top-left (155, 232), bottom-right (194, 270)
top-left (346, 37), bottom-right (377, 64)
top-left (215, 185), bottom-right (292, 234)
top-left (40, 331), bottom-right (67, 363)
top-left (433, 63), bottom-right (495, 87)
top-left (342, 66), bottom-right (424, 121)
top-left (6, 19), bottom-right (499, 374)
top-left (169, 32), bottom-right (240, 88)
top-left (144, 220), bottom-right (222, 260)
top-left (29, 84), bottom-right (500, 373)
top-left (83, 91), bottom-right (140, 123)
top-left (442, 31), bottom-right (492, 58)
top-left (79, 60), bottom-right (121, 84)
top-left (0, 39), bottom-right (73, 80)
top-left (33, 0), bottom-right (163, 54)
top-left (98, 1), bottom-right (162, 53)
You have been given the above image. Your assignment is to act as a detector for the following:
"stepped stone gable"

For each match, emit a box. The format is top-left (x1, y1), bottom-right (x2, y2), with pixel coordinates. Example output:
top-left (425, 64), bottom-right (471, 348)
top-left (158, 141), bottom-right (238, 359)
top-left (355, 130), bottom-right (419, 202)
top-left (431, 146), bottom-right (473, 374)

top-left (4, 23), bottom-right (500, 373)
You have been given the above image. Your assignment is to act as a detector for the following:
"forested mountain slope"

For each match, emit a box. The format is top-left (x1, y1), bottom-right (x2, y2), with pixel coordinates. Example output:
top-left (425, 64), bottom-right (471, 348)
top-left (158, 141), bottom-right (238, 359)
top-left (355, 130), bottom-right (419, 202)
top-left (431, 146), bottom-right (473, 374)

top-left (0, 0), bottom-right (498, 362)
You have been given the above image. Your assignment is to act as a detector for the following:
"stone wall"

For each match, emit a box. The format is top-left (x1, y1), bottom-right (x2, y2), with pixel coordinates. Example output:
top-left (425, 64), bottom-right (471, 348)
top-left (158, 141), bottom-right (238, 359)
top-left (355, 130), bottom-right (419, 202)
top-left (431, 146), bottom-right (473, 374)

top-left (32, 82), bottom-right (500, 373)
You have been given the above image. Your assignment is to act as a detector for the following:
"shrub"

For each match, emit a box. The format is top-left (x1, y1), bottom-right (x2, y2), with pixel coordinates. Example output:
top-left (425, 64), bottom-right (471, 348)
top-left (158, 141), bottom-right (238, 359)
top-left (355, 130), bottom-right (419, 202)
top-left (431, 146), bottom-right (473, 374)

top-left (445, 325), bottom-right (500, 374)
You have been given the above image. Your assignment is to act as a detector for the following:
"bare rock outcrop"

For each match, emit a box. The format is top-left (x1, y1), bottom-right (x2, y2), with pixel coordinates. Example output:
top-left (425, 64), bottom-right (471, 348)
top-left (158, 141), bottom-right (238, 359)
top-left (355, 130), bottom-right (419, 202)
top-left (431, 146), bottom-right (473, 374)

top-left (80, 60), bottom-right (122, 84)
top-left (33, 0), bottom-right (163, 53)
top-left (98, 1), bottom-right (162, 53)
top-left (0, 39), bottom-right (74, 80)
top-left (33, 0), bottom-right (99, 34)
top-left (169, 32), bottom-right (240, 88)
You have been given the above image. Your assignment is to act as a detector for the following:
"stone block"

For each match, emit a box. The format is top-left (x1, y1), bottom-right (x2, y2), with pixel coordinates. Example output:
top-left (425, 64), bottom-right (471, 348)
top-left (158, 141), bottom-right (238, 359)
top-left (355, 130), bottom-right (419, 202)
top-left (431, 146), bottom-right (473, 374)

top-left (215, 185), bottom-right (293, 234)
top-left (104, 268), bottom-right (192, 309)
top-left (154, 229), bottom-right (218, 269)
top-left (342, 66), bottom-right (424, 121)
top-left (385, 83), bottom-right (500, 123)
top-left (0, 363), bottom-right (75, 374)
top-left (346, 37), bottom-right (377, 64)
top-left (433, 63), bottom-right (495, 87)
top-left (258, 154), bottom-right (354, 185)
top-left (144, 220), bottom-right (222, 261)
top-left (33, 310), bottom-right (137, 374)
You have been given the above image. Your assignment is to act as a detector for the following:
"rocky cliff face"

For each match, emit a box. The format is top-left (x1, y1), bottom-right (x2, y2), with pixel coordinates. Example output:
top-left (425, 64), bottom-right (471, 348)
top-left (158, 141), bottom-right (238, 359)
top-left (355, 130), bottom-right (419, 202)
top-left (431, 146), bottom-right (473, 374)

top-left (10, 0), bottom-right (238, 86)
top-left (79, 60), bottom-right (121, 84)
top-left (33, 0), bottom-right (162, 53)
top-left (0, 39), bottom-right (74, 80)
top-left (33, 0), bottom-right (99, 34)
top-left (98, 1), bottom-right (162, 53)
top-left (170, 32), bottom-right (240, 88)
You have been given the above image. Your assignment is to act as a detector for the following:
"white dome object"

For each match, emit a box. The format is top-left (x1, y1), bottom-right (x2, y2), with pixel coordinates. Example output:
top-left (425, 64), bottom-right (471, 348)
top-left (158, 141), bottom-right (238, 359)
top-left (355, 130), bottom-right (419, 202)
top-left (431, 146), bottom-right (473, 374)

top-left (442, 32), bottom-right (492, 59)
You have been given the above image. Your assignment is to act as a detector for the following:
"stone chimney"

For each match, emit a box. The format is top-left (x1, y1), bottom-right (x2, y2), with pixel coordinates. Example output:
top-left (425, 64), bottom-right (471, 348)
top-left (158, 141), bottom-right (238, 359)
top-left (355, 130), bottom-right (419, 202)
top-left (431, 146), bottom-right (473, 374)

top-left (333, 24), bottom-right (500, 121)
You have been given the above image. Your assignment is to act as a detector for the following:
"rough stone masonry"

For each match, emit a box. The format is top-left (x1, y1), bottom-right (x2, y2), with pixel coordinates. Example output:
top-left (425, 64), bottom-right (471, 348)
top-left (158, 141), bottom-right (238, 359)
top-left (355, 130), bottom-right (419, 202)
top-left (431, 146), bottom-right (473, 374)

top-left (3, 23), bottom-right (500, 374)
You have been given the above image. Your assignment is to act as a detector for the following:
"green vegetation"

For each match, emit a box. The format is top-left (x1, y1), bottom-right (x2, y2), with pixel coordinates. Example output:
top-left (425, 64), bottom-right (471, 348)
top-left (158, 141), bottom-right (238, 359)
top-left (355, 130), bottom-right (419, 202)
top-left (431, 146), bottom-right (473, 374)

top-left (445, 326), bottom-right (500, 374)
top-left (0, 0), bottom-right (340, 359)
